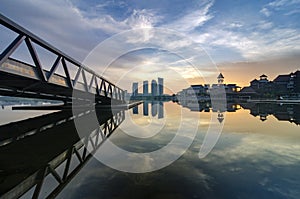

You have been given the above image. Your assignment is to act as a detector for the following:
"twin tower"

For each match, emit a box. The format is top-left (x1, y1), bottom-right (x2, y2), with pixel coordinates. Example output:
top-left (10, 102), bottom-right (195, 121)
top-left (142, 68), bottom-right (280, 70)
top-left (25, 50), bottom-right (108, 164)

top-left (132, 77), bottom-right (164, 96)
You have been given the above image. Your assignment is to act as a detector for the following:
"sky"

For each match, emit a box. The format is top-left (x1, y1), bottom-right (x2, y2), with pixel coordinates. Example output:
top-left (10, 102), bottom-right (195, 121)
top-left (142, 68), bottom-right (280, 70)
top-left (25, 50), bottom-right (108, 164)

top-left (0, 0), bottom-right (300, 93)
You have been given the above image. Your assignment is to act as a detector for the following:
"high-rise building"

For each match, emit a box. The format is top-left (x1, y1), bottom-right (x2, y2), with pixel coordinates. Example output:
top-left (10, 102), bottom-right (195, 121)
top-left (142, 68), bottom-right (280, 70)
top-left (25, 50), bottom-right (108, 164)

top-left (143, 80), bottom-right (148, 96)
top-left (158, 77), bottom-right (164, 96)
top-left (132, 82), bottom-right (138, 96)
top-left (151, 80), bottom-right (157, 96)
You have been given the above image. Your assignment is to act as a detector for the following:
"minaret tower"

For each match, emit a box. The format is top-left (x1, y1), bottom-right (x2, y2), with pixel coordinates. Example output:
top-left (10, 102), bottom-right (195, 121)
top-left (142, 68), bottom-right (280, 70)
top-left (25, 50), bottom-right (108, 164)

top-left (217, 73), bottom-right (224, 85)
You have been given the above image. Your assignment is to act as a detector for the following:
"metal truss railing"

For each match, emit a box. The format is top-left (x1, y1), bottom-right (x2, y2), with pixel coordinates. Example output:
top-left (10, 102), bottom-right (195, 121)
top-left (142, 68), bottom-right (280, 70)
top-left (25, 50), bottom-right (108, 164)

top-left (0, 109), bottom-right (125, 199)
top-left (0, 14), bottom-right (125, 102)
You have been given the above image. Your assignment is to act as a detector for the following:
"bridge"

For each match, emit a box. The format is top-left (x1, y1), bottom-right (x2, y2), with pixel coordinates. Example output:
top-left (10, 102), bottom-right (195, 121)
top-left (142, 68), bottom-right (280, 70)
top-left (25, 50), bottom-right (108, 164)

top-left (0, 14), bottom-right (125, 105)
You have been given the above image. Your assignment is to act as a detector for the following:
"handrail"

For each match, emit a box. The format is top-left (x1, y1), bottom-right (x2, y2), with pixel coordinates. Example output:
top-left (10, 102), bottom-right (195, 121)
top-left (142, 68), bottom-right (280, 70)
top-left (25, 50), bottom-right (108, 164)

top-left (0, 13), bottom-right (124, 101)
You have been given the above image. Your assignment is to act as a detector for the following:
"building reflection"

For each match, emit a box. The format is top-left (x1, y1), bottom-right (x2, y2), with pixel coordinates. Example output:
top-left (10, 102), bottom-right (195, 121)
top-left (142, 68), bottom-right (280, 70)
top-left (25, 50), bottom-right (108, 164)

top-left (158, 101), bottom-right (164, 119)
top-left (133, 101), bottom-right (164, 119)
top-left (142, 101), bottom-right (148, 116)
top-left (0, 106), bottom-right (125, 199)
top-left (151, 101), bottom-right (158, 117)
top-left (217, 111), bottom-right (225, 123)
top-left (177, 99), bottom-right (300, 125)
top-left (133, 105), bottom-right (138, 114)
top-left (240, 103), bottom-right (300, 125)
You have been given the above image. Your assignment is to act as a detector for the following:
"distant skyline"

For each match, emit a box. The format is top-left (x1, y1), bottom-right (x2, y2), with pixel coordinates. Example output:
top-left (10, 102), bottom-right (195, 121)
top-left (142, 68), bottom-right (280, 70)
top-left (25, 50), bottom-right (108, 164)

top-left (132, 77), bottom-right (164, 96)
top-left (0, 0), bottom-right (299, 92)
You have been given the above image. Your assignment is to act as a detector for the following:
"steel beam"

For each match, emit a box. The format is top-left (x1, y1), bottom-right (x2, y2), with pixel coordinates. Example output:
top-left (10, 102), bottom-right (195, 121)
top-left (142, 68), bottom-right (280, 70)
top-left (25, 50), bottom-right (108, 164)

top-left (0, 34), bottom-right (25, 66)
top-left (47, 56), bottom-right (61, 80)
top-left (25, 37), bottom-right (47, 82)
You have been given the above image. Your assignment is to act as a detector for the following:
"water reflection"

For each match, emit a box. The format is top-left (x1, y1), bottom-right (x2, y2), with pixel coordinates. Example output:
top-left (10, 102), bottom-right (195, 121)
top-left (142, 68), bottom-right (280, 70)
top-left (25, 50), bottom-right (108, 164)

top-left (151, 101), bottom-right (158, 117)
top-left (241, 103), bottom-right (300, 125)
top-left (133, 101), bottom-right (164, 119)
top-left (1, 101), bottom-right (300, 199)
top-left (0, 107), bottom-right (125, 199)
top-left (143, 101), bottom-right (149, 116)
top-left (56, 101), bottom-right (300, 199)
top-left (133, 105), bottom-right (138, 114)
top-left (179, 99), bottom-right (300, 125)
top-left (158, 102), bottom-right (164, 119)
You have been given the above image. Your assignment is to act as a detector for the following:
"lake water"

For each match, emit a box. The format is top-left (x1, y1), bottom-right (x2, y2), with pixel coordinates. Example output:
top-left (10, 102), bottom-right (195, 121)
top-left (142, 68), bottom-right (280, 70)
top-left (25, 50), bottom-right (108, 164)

top-left (0, 101), bottom-right (300, 199)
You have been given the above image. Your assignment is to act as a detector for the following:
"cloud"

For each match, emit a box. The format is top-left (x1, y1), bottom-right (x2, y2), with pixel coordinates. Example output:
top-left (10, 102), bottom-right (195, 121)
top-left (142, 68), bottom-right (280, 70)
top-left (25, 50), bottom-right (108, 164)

top-left (185, 0), bottom-right (300, 61)
top-left (250, 28), bottom-right (300, 58)
top-left (83, 9), bottom-right (160, 34)
top-left (164, 0), bottom-right (214, 32)
top-left (268, 0), bottom-right (300, 8)
top-left (256, 20), bottom-right (273, 29)
top-left (1, 0), bottom-right (300, 91)
top-left (262, 0), bottom-right (300, 16)
top-left (127, 9), bottom-right (160, 29)
top-left (284, 9), bottom-right (300, 15)
top-left (204, 134), bottom-right (300, 167)
top-left (260, 8), bottom-right (271, 17)
top-left (0, 0), bottom-right (162, 61)
top-left (191, 21), bottom-right (300, 61)
top-left (0, 0), bottom-right (103, 61)
top-left (83, 15), bottom-right (127, 33)
top-left (228, 22), bottom-right (243, 28)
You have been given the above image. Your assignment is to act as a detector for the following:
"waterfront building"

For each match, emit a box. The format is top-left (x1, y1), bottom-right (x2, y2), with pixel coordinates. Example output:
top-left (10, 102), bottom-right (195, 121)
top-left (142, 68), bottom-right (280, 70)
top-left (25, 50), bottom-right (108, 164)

top-left (143, 80), bottom-right (148, 96)
top-left (158, 77), bottom-right (164, 96)
top-left (151, 80), bottom-right (157, 96)
top-left (132, 82), bottom-right (138, 96)
top-left (273, 70), bottom-right (300, 94)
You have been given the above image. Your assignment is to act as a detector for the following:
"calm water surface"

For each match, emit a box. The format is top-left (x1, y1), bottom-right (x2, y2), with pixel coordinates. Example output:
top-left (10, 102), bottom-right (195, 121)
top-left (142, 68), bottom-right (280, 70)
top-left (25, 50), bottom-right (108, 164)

top-left (0, 101), bottom-right (299, 199)
top-left (59, 101), bottom-right (300, 199)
